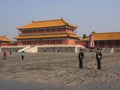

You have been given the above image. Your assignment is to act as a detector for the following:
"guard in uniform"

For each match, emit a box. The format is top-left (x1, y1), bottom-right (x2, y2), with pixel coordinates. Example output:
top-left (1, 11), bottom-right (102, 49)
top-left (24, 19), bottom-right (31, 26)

top-left (78, 49), bottom-right (84, 68)
top-left (96, 48), bottom-right (102, 70)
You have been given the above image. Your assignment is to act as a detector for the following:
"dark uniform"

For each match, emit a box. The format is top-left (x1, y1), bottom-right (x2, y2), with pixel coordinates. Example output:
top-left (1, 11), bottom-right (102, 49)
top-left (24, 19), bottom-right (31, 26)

top-left (96, 48), bottom-right (102, 70)
top-left (78, 49), bottom-right (84, 68)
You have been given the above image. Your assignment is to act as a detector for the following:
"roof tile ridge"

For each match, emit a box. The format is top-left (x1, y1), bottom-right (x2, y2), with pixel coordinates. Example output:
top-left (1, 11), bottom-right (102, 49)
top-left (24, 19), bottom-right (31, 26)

top-left (61, 18), bottom-right (69, 25)
top-left (61, 18), bottom-right (78, 28)
top-left (95, 32), bottom-right (120, 34)
top-left (32, 18), bottom-right (62, 23)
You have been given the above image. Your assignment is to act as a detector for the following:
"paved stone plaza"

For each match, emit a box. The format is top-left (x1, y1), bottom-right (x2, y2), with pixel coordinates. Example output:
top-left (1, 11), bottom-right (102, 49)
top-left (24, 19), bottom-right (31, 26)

top-left (0, 52), bottom-right (120, 89)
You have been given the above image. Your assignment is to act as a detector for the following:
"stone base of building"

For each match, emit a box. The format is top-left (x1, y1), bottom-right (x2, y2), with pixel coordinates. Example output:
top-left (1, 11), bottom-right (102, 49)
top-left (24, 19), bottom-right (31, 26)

top-left (37, 45), bottom-right (84, 53)
top-left (1, 45), bottom-right (84, 53)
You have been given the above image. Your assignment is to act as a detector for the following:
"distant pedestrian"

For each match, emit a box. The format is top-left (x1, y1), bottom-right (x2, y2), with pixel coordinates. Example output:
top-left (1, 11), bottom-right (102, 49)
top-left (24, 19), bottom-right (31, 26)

top-left (21, 51), bottom-right (25, 60)
top-left (10, 51), bottom-right (12, 55)
top-left (78, 49), bottom-right (84, 68)
top-left (96, 48), bottom-right (102, 70)
top-left (3, 50), bottom-right (7, 60)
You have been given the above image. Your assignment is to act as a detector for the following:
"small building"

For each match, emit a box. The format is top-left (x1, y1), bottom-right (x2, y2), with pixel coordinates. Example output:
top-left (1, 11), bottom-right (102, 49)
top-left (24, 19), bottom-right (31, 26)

top-left (0, 36), bottom-right (19, 52)
top-left (0, 36), bottom-right (11, 46)
top-left (84, 32), bottom-right (120, 48)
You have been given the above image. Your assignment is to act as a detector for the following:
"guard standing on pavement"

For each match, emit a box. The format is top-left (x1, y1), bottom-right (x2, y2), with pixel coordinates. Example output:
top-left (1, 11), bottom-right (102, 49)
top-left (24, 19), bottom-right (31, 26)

top-left (96, 48), bottom-right (102, 70)
top-left (78, 49), bottom-right (84, 68)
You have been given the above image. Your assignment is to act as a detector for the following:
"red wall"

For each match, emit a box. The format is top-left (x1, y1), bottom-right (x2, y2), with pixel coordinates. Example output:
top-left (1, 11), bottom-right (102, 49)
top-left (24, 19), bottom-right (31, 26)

top-left (0, 43), bottom-right (17, 46)
top-left (62, 39), bottom-right (76, 45)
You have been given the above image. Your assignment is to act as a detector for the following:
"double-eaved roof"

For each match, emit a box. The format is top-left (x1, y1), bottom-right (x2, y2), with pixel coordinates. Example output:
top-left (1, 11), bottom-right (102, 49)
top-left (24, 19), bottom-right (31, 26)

top-left (17, 18), bottom-right (78, 30)
top-left (84, 32), bottom-right (120, 41)
top-left (15, 32), bottom-right (80, 40)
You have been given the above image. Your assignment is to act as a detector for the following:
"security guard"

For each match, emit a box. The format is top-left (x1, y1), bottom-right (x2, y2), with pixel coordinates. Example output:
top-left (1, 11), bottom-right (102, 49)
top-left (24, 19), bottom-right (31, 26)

top-left (96, 48), bottom-right (102, 70)
top-left (78, 49), bottom-right (84, 68)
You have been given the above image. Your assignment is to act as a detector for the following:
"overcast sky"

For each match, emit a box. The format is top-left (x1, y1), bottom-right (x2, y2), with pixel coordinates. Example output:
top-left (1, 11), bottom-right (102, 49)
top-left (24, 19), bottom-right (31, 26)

top-left (0, 0), bottom-right (120, 39)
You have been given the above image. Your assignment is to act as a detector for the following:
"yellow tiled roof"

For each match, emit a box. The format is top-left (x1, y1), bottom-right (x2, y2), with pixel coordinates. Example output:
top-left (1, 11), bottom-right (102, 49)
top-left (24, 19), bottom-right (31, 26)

top-left (84, 32), bottom-right (120, 41)
top-left (17, 18), bottom-right (78, 30)
top-left (15, 33), bottom-right (80, 40)
top-left (0, 36), bottom-right (11, 42)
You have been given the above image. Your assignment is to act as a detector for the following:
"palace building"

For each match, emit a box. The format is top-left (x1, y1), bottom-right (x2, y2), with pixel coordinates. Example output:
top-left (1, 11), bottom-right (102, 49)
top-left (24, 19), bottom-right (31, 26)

top-left (15, 18), bottom-right (81, 46)
top-left (84, 32), bottom-right (120, 48)
top-left (13, 18), bottom-right (84, 53)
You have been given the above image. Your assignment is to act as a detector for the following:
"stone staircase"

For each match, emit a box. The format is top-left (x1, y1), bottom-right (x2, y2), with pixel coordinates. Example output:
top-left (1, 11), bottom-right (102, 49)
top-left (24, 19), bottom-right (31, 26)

top-left (18, 46), bottom-right (31, 53)
top-left (102, 48), bottom-right (112, 53)
top-left (25, 46), bottom-right (38, 53)
top-left (18, 46), bottom-right (38, 53)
